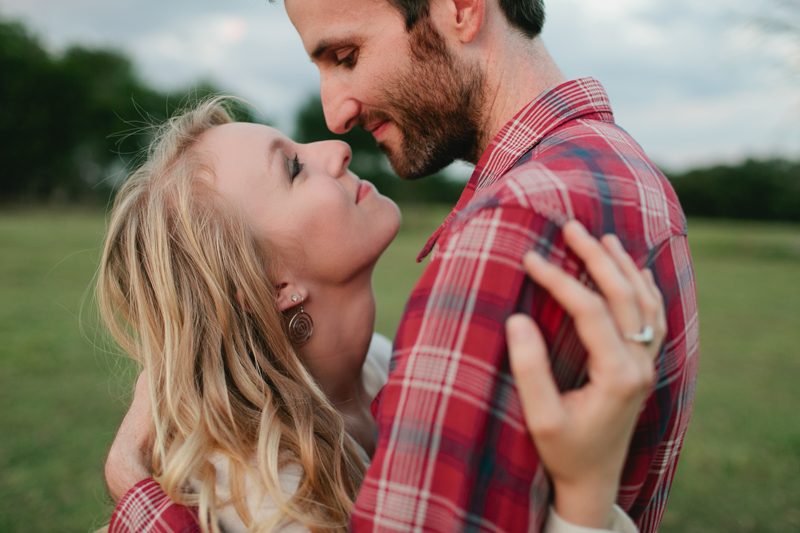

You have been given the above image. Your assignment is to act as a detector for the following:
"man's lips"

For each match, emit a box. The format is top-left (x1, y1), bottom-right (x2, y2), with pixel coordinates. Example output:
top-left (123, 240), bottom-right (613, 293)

top-left (356, 180), bottom-right (375, 203)
top-left (365, 120), bottom-right (390, 138)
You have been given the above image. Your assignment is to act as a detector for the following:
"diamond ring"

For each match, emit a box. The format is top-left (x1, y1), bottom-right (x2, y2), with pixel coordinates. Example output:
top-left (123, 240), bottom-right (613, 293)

top-left (624, 325), bottom-right (655, 346)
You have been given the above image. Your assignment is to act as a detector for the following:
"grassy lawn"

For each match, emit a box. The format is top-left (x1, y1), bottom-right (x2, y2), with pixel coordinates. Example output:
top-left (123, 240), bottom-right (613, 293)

top-left (660, 222), bottom-right (800, 533)
top-left (0, 208), bottom-right (798, 532)
top-left (0, 209), bottom-right (131, 531)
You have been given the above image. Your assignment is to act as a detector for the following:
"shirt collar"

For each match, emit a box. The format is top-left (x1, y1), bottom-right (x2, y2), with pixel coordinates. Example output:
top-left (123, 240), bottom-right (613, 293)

top-left (417, 78), bottom-right (614, 261)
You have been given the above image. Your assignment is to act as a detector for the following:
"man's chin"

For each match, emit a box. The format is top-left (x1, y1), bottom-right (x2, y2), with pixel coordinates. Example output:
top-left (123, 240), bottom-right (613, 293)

top-left (380, 143), bottom-right (453, 181)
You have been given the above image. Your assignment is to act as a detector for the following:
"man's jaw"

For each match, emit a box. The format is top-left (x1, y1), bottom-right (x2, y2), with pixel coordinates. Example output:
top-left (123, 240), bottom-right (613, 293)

top-left (360, 113), bottom-right (444, 180)
top-left (363, 118), bottom-right (408, 175)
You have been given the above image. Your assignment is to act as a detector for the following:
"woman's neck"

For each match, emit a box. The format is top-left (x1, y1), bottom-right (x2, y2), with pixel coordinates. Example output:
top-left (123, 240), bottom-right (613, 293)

top-left (295, 273), bottom-right (378, 454)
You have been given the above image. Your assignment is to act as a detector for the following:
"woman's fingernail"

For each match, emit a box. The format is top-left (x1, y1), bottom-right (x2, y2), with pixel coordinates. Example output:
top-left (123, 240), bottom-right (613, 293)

top-left (507, 315), bottom-right (534, 343)
top-left (568, 220), bottom-right (587, 235)
top-left (524, 251), bottom-right (545, 266)
top-left (605, 233), bottom-right (623, 250)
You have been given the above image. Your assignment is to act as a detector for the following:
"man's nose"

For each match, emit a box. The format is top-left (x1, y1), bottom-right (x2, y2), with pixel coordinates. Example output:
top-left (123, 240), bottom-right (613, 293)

top-left (320, 75), bottom-right (360, 135)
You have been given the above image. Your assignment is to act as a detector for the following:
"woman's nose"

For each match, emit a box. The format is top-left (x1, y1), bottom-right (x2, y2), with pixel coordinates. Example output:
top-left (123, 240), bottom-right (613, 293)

top-left (321, 140), bottom-right (352, 178)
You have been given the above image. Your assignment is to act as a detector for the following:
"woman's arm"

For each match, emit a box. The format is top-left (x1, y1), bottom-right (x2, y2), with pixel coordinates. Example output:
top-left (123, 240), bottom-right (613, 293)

top-left (105, 371), bottom-right (152, 502)
top-left (506, 221), bottom-right (666, 531)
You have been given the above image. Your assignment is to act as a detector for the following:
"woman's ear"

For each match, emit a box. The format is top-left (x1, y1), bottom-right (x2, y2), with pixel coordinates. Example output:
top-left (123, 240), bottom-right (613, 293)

top-left (234, 289), bottom-right (253, 313)
top-left (275, 281), bottom-right (309, 312)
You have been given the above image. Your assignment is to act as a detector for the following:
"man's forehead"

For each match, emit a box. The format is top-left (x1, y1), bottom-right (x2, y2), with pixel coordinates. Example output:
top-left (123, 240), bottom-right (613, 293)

top-left (285, 0), bottom-right (403, 53)
top-left (285, 0), bottom-right (387, 13)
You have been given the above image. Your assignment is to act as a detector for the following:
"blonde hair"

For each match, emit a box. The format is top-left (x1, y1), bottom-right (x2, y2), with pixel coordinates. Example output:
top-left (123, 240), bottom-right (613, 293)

top-left (97, 97), bottom-right (365, 533)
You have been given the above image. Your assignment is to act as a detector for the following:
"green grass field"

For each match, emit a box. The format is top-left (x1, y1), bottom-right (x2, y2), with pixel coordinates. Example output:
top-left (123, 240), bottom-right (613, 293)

top-left (1, 208), bottom-right (799, 532)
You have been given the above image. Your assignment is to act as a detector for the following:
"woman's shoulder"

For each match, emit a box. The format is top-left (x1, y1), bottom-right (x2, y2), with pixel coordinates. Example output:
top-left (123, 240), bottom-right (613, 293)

top-left (207, 453), bottom-right (308, 533)
top-left (544, 505), bottom-right (638, 533)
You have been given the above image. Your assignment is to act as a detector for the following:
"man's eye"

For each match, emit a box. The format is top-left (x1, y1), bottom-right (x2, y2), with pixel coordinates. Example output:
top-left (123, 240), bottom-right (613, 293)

top-left (335, 50), bottom-right (357, 68)
top-left (291, 154), bottom-right (304, 180)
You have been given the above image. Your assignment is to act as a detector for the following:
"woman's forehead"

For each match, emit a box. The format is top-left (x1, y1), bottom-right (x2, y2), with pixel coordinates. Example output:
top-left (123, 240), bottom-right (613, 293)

top-left (201, 122), bottom-right (287, 153)
top-left (200, 123), bottom-right (289, 197)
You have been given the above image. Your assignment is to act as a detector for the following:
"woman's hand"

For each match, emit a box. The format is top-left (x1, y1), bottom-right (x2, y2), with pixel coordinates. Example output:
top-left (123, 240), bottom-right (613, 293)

top-left (105, 371), bottom-right (154, 502)
top-left (505, 220), bottom-right (666, 529)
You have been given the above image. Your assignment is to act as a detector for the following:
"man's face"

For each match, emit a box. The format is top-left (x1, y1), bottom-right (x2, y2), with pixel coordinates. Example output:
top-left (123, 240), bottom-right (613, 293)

top-left (286, 0), bottom-right (485, 180)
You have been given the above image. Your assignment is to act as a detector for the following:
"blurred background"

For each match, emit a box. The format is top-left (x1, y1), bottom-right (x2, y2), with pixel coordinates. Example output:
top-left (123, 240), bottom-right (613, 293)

top-left (0, 0), bottom-right (798, 531)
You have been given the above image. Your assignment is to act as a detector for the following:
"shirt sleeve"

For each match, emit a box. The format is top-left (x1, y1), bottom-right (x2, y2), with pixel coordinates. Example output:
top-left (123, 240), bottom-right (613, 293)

top-left (109, 478), bottom-right (200, 533)
top-left (352, 205), bottom-right (557, 532)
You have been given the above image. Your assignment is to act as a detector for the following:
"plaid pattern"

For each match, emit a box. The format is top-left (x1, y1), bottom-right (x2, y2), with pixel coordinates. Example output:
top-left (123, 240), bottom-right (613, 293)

top-left (352, 78), bottom-right (698, 533)
top-left (107, 78), bottom-right (698, 533)
top-left (109, 478), bottom-right (199, 533)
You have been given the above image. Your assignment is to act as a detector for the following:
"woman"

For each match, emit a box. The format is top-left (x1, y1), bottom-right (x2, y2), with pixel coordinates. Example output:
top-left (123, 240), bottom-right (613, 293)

top-left (100, 97), bottom-right (662, 533)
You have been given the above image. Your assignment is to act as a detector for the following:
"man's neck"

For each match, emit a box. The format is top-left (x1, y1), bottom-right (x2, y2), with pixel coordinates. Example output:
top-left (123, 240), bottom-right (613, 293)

top-left (472, 36), bottom-right (567, 163)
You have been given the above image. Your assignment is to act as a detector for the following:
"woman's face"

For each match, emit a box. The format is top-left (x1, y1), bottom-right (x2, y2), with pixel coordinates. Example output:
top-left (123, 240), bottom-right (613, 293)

top-left (199, 122), bottom-right (401, 287)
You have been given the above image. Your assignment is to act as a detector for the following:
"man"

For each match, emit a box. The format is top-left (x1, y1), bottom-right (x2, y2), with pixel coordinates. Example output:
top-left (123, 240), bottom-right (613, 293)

top-left (107, 0), bottom-right (698, 531)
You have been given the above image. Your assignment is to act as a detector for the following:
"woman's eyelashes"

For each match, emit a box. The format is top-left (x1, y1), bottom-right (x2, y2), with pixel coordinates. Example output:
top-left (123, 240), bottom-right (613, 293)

top-left (290, 154), bottom-right (303, 181)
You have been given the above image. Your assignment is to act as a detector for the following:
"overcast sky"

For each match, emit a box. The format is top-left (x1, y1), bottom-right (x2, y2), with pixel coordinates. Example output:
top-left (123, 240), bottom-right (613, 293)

top-left (2, 0), bottom-right (799, 171)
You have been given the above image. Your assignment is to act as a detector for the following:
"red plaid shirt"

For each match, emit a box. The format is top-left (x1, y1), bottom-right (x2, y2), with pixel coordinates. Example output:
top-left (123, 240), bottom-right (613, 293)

top-left (109, 78), bottom-right (698, 533)
top-left (109, 478), bottom-right (199, 533)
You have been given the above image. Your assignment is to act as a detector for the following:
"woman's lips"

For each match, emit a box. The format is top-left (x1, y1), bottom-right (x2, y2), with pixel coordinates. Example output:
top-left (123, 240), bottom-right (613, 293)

top-left (356, 180), bottom-right (375, 203)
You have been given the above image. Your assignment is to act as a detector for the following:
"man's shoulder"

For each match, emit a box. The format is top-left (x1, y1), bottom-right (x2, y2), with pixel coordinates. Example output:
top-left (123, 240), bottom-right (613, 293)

top-left (450, 118), bottom-right (687, 248)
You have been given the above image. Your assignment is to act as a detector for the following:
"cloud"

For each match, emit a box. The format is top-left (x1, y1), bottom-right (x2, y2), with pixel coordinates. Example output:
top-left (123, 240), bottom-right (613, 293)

top-left (1, 0), bottom-right (798, 167)
top-left (542, 0), bottom-right (800, 168)
top-left (620, 82), bottom-right (800, 168)
top-left (131, 15), bottom-right (253, 73)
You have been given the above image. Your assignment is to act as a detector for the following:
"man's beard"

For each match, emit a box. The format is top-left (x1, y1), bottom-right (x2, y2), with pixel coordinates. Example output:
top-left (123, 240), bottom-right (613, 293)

top-left (364, 18), bottom-right (486, 181)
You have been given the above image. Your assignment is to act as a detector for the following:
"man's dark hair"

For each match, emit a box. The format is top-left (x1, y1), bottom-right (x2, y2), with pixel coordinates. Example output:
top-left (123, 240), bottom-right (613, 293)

top-left (387, 0), bottom-right (545, 38)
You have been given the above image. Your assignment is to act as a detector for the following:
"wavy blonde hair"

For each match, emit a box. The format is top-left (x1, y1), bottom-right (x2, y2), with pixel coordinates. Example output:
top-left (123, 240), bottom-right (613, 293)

top-left (97, 97), bottom-right (365, 533)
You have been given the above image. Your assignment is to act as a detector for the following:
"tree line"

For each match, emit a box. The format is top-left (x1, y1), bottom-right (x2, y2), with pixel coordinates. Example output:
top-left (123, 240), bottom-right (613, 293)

top-left (1, 16), bottom-right (798, 219)
top-left (0, 17), bottom-right (254, 204)
top-left (667, 159), bottom-right (800, 222)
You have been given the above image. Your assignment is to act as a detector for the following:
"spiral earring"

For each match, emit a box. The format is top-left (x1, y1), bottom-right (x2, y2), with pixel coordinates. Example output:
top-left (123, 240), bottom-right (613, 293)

top-left (288, 297), bottom-right (313, 345)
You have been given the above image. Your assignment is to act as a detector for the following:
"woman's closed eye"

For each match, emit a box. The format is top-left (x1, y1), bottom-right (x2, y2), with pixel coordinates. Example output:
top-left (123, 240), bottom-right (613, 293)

top-left (290, 154), bottom-right (303, 181)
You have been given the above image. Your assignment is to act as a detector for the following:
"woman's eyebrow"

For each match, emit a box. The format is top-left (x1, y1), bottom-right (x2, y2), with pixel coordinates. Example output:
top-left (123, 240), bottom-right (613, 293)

top-left (265, 137), bottom-right (285, 171)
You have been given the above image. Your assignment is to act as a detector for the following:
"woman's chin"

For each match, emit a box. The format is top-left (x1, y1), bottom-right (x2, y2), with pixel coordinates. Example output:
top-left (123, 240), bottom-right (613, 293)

top-left (387, 201), bottom-right (402, 238)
